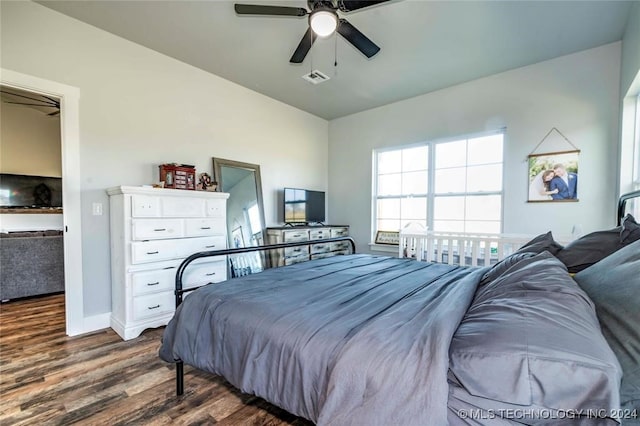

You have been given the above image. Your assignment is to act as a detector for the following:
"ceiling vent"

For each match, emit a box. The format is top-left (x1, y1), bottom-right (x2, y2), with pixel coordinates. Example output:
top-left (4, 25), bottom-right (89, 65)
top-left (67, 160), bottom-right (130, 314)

top-left (302, 70), bottom-right (330, 85)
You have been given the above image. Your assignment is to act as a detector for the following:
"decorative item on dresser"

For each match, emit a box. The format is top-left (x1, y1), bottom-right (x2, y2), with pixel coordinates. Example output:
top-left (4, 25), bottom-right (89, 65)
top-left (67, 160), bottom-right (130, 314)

top-left (106, 186), bottom-right (229, 340)
top-left (266, 225), bottom-right (350, 267)
top-left (159, 164), bottom-right (196, 190)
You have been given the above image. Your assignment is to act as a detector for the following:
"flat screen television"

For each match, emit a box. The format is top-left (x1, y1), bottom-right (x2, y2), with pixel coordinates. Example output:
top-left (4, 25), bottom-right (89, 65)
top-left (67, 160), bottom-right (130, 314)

top-left (0, 174), bottom-right (63, 208)
top-left (284, 188), bottom-right (325, 224)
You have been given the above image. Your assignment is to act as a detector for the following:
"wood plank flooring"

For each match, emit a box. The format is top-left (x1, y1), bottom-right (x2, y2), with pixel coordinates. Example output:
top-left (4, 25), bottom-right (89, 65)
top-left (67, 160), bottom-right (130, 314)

top-left (0, 294), bottom-right (312, 425)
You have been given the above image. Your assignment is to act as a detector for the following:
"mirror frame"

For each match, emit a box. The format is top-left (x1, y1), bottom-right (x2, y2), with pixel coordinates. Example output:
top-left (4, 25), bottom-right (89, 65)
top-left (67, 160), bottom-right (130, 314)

top-left (212, 157), bottom-right (266, 248)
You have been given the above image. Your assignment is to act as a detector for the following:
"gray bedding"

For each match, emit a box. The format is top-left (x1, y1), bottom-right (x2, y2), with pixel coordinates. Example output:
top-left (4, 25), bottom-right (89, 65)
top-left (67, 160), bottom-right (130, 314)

top-left (159, 254), bottom-right (622, 425)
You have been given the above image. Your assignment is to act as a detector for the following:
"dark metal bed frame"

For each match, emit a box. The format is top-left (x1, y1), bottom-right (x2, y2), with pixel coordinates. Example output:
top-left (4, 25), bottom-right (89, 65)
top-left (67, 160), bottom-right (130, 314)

top-left (169, 189), bottom-right (640, 396)
top-left (618, 190), bottom-right (640, 225)
top-left (173, 236), bottom-right (357, 395)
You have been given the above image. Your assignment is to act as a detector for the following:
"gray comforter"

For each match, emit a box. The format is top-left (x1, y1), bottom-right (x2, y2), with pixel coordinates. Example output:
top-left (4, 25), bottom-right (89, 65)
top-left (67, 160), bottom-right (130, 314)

top-left (159, 253), bottom-right (622, 425)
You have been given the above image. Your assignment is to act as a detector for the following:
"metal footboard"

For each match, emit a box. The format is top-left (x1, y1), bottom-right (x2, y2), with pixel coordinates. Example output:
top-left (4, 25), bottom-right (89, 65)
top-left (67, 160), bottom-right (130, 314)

top-left (173, 236), bottom-right (356, 395)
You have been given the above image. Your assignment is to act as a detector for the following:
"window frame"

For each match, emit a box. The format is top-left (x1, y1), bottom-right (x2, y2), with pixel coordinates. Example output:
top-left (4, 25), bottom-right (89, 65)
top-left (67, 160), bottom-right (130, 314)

top-left (372, 129), bottom-right (505, 241)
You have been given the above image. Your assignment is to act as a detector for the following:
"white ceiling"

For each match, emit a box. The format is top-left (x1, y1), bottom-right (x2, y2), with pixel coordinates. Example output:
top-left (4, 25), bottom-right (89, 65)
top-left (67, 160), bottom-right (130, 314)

top-left (39, 0), bottom-right (634, 120)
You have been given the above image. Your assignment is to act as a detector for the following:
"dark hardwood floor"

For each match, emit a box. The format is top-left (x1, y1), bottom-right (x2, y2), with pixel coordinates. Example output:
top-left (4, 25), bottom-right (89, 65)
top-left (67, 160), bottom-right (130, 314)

top-left (0, 294), bottom-right (312, 425)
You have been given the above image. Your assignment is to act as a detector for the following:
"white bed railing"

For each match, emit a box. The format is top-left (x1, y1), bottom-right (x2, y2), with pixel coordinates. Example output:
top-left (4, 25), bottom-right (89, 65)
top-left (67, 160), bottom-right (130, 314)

top-left (398, 223), bottom-right (532, 267)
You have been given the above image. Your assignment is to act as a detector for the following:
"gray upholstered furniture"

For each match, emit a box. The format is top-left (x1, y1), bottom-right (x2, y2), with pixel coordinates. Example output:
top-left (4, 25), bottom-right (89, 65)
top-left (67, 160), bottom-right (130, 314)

top-left (0, 230), bottom-right (64, 300)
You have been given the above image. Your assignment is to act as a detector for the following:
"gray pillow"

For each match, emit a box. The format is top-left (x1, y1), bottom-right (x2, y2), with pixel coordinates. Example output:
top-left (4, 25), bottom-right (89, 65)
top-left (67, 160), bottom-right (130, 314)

top-left (479, 251), bottom-right (536, 285)
top-left (513, 231), bottom-right (563, 256)
top-left (574, 239), bottom-right (640, 412)
top-left (556, 214), bottom-right (640, 273)
top-left (450, 252), bottom-right (621, 411)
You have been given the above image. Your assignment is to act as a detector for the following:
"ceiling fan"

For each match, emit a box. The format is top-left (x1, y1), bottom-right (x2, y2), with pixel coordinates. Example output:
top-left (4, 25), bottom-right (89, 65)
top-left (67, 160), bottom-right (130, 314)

top-left (234, 0), bottom-right (390, 63)
top-left (1, 89), bottom-right (60, 116)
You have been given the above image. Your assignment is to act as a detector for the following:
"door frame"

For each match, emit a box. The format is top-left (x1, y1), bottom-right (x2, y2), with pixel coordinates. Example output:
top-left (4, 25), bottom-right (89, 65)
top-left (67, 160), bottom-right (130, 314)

top-left (1, 68), bottom-right (84, 335)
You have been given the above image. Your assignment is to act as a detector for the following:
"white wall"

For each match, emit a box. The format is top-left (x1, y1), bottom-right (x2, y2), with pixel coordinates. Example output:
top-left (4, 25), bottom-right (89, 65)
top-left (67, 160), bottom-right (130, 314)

top-left (621, 2), bottom-right (640, 98)
top-left (1, 1), bottom-right (328, 317)
top-left (328, 43), bottom-right (621, 251)
top-left (0, 102), bottom-right (62, 177)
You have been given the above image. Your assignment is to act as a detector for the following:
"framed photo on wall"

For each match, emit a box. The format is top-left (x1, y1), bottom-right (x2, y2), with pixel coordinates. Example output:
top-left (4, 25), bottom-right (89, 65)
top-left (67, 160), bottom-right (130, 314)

top-left (527, 150), bottom-right (579, 202)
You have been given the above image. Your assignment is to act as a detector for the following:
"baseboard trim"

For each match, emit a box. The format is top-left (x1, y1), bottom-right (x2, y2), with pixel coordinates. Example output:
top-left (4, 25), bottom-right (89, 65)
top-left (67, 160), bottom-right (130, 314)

top-left (81, 312), bottom-right (111, 334)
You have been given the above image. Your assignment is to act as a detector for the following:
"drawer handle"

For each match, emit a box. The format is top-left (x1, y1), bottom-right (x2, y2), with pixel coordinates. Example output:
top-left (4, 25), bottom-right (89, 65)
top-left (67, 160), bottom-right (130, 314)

top-left (147, 281), bottom-right (160, 286)
top-left (316, 245), bottom-right (325, 249)
top-left (200, 227), bottom-right (211, 230)
top-left (163, 266), bottom-right (175, 270)
top-left (205, 245), bottom-right (216, 248)
top-left (147, 251), bottom-right (159, 255)
top-left (153, 228), bottom-right (167, 232)
top-left (205, 272), bottom-right (216, 276)
top-left (148, 304), bottom-right (160, 310)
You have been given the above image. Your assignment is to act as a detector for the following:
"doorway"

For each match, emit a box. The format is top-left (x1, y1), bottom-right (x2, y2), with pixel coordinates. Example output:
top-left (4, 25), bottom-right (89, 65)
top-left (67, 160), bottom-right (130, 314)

top-left (1, 69), bottom-right (84, 335)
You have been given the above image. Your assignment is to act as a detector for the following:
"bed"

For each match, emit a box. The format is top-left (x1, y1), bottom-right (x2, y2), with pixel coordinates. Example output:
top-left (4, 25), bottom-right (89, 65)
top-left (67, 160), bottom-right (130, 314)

top-left (160, 191), bottom-right (640, 425)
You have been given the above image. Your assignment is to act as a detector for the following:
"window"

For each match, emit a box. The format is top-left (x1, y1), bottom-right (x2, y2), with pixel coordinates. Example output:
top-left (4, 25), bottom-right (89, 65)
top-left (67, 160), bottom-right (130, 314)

top-left (373, 131), bottom-right (504, 237)
top-left (247, 203), bottom-right (262, 243)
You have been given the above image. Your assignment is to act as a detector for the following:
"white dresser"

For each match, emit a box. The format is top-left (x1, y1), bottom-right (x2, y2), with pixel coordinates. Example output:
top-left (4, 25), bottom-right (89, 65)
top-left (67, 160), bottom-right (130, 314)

top-left (107, 186), bottom-right (229, 340)
top-left (266, 225), bottom-right (350, 267)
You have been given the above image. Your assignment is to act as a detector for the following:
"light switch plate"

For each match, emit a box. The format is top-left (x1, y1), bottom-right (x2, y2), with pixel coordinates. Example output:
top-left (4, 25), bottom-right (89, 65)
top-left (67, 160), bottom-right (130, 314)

top-left (92, 202), bottom-right (103, 216)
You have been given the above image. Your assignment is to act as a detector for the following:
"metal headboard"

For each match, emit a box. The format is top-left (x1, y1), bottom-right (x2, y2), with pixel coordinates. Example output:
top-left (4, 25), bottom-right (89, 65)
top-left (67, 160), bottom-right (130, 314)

top-left (617, 190), bottom-right (640, 225)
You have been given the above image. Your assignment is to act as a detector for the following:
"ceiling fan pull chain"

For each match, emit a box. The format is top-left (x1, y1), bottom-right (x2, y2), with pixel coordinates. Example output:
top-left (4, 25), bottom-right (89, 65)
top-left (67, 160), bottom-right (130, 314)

top-left (334, 31), bottom-right (338, 73)
top-left (310, 27), bottom-right (314, 75)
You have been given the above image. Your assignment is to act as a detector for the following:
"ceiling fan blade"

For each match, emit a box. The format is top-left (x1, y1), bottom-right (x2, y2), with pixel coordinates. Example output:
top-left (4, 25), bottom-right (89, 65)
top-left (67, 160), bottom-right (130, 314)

top-left (42, 95), bottom-right (61, 106)
top-left (234, 4), bottom-right (307, 17)
top-left (5, 101), bottom-right (56, 107)
top-left (337, 19), bottom-right (380, 58)
top-left (1, 90), bottom-right (58, 106)
top-left (290, 27), bottom-right (316, 63)
top-left (338, 0), bottom-right (389, 13)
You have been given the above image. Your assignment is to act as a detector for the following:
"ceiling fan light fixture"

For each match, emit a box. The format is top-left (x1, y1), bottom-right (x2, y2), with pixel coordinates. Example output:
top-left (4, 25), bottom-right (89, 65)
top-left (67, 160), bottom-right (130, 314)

top-left (310, 10), bottom-right (338, 37)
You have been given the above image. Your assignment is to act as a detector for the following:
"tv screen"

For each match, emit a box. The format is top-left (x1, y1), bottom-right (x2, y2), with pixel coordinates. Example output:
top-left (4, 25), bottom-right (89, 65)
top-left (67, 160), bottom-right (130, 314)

top-left (284, 188), bottom-right (325, 224)
top-left (0, 174), bottom-right (63, 208)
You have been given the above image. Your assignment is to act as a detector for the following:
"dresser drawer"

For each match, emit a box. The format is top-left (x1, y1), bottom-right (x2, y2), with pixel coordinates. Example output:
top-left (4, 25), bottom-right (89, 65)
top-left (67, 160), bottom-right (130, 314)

top-left (283, 230), bottom-right (309, 243)
top-left (131, 268), bottom-right (176, 296)
top-left (182, 260), bottom-right (227, 289)
top-left (206, 199), bottom-right (226, 217)
top-left (330, 227), bottom-right (349, 238)
top-left (284, 245), bottom-right (309, 258)
top-left (132, 219), bottom-right (184, 241)
top-left (131, 240), bottom-right (178, 264)
top-left (132, 292), bottom-right (174, 320)
top-left (131, 195), bottom-right (160, 217)
top-left (185, 218), bottom-right (225, 237)
top-left (181, 236), bottom-right (227, 256)
top-left (310, 242), bottom-right (331, 254)
top-left (309, 228), bottom-right (331, 240)
top-left (330, 241), bottom-right (351, 252)
top-left (161, 197), bottom-right (205, 217)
